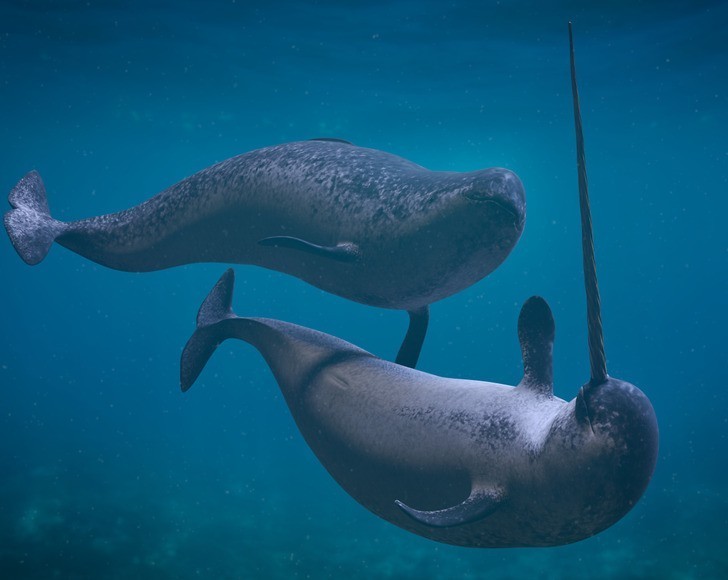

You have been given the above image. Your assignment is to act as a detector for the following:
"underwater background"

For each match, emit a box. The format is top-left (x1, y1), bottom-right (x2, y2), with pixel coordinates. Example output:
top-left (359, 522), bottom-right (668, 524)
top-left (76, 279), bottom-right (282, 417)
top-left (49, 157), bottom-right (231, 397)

top-left (1, 0), bottom-right (726, 578)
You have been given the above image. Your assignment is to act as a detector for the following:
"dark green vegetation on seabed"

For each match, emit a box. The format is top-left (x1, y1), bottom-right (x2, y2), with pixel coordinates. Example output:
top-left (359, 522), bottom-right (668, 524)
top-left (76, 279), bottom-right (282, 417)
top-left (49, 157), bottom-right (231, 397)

top-left (1, 1), bottom-right (726, 578)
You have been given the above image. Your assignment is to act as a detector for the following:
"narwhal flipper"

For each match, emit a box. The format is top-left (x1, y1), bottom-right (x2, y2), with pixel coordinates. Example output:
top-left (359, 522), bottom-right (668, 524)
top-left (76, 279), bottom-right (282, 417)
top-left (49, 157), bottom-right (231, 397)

top-left (257, 236), bottom-right (360, 263)
top-left (395, 485), bottom-right (505, 528)
top-left (517, 296), bottom-right (555, 395)
top-left (4, 171), bottom-right (66, 265)
top-left (395, 306), bottom-right (429, 368)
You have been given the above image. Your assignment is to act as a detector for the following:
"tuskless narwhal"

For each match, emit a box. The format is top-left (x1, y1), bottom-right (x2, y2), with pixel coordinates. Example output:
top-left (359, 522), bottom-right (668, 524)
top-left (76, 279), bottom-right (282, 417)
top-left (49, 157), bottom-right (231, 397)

top-left (179, 24), bottom-right (658, 547)
top-left (4, 138), bottom-right (525, 368)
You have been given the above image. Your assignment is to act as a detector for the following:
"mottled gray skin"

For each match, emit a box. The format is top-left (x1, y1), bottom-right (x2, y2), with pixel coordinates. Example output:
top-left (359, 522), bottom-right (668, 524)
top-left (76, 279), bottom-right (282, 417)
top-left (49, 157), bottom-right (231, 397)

top-left (6, 140), bottom-right (525, 311)
top-left (182, 271), bottom-right (659, 548)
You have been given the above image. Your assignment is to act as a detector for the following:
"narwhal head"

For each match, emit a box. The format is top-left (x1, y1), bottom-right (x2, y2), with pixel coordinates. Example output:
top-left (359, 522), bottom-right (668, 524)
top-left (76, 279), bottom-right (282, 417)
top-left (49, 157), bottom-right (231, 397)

top-left (574, 376), bottom-right (658, 502)
top-left (419, 166), bottom-right (525, 297)
top-left (535, 375), bottom-right (658, 541)
top-left (462, 166), bottom-right (525, 213)
top-left (459, 167), bottom-right (526, 235)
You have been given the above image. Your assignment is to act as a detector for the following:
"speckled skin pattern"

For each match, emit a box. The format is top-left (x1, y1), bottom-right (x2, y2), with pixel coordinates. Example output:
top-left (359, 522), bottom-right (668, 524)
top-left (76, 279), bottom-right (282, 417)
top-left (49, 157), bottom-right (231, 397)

top-left (189, 292), bottom-right (658, 548)
top-left (54, 140), bottom-right (525, 310)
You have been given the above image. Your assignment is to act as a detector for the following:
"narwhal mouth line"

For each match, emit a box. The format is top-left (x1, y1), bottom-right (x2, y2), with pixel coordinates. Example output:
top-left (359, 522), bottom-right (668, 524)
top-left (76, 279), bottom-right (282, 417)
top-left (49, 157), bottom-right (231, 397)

top-left (468, 197), bottom-right (524, 227)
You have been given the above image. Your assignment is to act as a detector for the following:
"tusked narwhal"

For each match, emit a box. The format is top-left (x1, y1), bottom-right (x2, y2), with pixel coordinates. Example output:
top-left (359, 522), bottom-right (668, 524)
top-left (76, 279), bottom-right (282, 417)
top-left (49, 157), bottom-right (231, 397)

top-left (178, 24), bottom-right (658, 547)
top-left (4, 137), bottom-right (525, 368)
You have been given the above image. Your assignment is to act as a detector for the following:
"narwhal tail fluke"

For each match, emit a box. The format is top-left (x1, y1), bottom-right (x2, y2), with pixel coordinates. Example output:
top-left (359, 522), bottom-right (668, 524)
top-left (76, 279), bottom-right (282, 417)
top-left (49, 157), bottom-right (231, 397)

top-left (4, 171), bottom-right (66, 265)
top-left (181, 269), bottom-right (368, 394)
top-left (181, 268), bottom-right (240, 392)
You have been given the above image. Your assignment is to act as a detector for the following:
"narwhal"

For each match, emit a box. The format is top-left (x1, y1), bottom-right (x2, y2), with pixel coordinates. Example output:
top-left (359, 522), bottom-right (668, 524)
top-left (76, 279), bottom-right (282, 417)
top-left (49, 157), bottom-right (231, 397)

top-left (178, 24), bottom-right (658, 547)
top-left (4, 138), bottom-right (525, 368)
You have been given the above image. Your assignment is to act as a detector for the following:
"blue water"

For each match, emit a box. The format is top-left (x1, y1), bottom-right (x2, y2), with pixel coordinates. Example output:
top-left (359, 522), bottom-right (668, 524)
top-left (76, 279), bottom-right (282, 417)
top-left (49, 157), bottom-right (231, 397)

top-left (1, 1), bottom-right (726, 577)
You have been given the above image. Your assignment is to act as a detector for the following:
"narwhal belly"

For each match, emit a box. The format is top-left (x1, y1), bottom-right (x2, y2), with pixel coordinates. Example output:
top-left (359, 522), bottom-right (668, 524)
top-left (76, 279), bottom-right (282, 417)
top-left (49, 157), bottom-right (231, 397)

top-left (283, 357), bottom-right (564, 545)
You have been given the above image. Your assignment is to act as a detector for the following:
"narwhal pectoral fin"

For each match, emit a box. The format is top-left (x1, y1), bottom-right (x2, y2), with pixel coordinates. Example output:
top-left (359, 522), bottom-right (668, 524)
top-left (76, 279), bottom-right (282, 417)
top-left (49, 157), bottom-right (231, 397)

top-left (395, 306), bottom-right (429, 369)
top-left (395, 485), bottom-right (505, 528)
top-left (258, 236), bottom-right (360, 263)
top-left (517, 296), bottom-right (555, 395)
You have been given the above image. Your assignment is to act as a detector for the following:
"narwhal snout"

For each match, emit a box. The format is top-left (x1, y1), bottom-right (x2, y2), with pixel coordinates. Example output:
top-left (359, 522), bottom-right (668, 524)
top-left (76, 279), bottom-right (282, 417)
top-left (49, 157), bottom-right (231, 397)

top-left (463, 168), bottom-right (526, 229)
